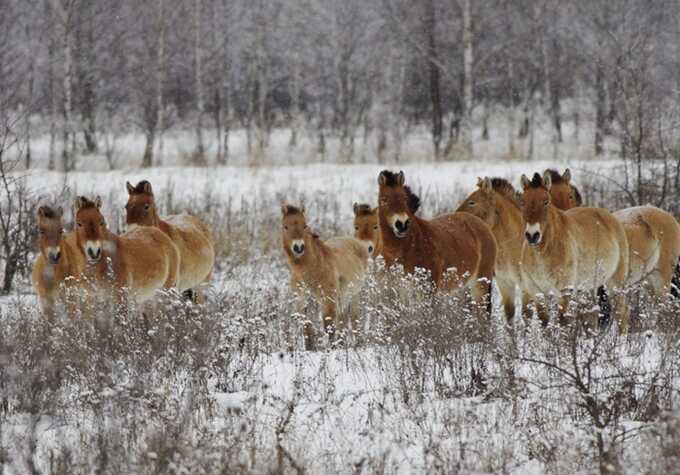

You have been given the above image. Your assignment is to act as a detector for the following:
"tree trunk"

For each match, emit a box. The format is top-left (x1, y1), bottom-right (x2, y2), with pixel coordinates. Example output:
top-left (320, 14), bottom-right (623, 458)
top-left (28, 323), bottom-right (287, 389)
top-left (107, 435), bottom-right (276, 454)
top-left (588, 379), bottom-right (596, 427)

top-left (424, 0), bottom-right (442, 160)
top-left (460, 0), bottom-right (474, 156)
top-left (156, 0), bottom-right (166, 165)
top-left (595, 61), bottom-right (606, 156)
top-left (47, 0), bottom-right (57, 171)
top-left (62, 8), bottom-right (74, 172)
top-left (25, 23), bottom-right (35, 169)
top-left (288, 54), bottom-right (301, 150)
top-left (142, 129), bottom-right (155, 168)
top-left (194, 0), bottom-right (206, 164)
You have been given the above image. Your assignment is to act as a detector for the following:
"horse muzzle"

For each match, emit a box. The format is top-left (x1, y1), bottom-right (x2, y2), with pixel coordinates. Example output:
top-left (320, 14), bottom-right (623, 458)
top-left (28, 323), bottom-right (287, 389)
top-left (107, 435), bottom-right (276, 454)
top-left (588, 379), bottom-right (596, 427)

top-left (291, 240), bottom-right (305, 258)
top-left (46, 246), bottom-right (61, 263)
top-left (525, 231), bottom-right (542, 246)
top-left (393, 218), bottom-right (410, 238)
top-left (85, 241), bottom-right (102, 263)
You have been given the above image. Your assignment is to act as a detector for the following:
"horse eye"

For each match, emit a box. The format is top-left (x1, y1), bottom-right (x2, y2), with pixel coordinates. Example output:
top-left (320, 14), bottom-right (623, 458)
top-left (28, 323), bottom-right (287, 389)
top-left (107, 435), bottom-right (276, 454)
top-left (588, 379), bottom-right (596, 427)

top-left (100, 220), bottom-right (106, 226)
top-left (373, 225), bottom-right (378, 230)
top-left (468, 200), bottom-right (475, 207)
top-left (77, 222), bottom-right (82, 228)
top-left (354, 226), bottom-right (359, 231)
top-left (304, 225), bottom-right (308, 229)
top-left (283, 225), bottom-right (288, 230)
top-left (544, 200), bottom-right (549, 207)
top-left (144, 204), bottom-right (150, 211)
top-left (38, 230), bottom-right (45, 235)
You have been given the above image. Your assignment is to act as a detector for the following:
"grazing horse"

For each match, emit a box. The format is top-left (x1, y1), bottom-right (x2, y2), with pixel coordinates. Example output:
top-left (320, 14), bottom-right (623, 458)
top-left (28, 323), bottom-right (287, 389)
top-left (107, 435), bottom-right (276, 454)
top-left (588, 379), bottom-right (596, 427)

top-left (520, 172), bottom-right (629, 329)
top-left (353, 203), bottom-right (379, 257)
top-left (457, 177), bottom-right (525, 319)
top-left (32, 206), bottom-right (85, 318)
top-left (282, 204), bottom-right (368, 349)
top-left (543, 168), bottom-right (583, 210)
top-left (74, 196), bottom-right (180, 312)
top-left (378, 170), bottom-right (497, 308)
top-left (549, 174), bottom-right (680, 299)
top-left (125, 180), bottom-right (215, 301)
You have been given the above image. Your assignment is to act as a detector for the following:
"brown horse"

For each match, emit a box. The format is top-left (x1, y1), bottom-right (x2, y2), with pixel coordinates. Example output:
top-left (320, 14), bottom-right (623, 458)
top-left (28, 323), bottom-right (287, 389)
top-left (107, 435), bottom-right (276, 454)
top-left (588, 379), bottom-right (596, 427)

top-left (32, 206), bottom-right (85, 318)
top-left (125, 180), bottom-right (215, 301)
top-left (282, 204), bottom-right (368, 349)
top-left (353, 203), bottom-right (379, 257)
top-left (520, 172), bottom-right (629, 329)
top-left (457, 177), bottom-right (525, 318)
top-left (544, 168), bottom-right (582, 210)
top-left (549, 173), bottom-right (680, 299)
top-left (378, 170), bottom-right (497, 308)
top-left (74, 196), bottom-right (180, 312)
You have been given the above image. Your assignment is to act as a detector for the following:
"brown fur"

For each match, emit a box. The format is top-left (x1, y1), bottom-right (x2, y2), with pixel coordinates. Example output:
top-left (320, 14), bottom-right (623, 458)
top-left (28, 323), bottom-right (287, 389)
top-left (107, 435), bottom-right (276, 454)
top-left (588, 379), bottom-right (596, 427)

top-left (613, 206), bottom-right (680, 297)
top-left (74, 196), bottom-right (181, 313)
top-left (32, 206), bottom-right (86, 319)
top-left (282, 204), bottom-right (368, 349)
top-left (353, 203), bottom-right (380, 257)
top-left (378, 170), bottom-right (497, 308)
top-left (126, 180), bottom-right (215, 299)
top-left (520, 172), bottom-right (629, 330)
top-left (457, 177), bottom-right (525, 318)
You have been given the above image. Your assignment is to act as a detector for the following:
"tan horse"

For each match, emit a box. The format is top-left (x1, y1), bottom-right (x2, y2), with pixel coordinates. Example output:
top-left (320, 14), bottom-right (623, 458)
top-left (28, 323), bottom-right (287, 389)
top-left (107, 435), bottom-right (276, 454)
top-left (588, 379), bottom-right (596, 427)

top-left (353, 203), bottom-right (379, 257)
top-left (457, 177), bottom-right (525, 319)
top-left (543, 168), bottom-right (583, 210)
top-left (125, 180), bottom-right (215, 301)
top-left (282, 204), bottom-right (368, 349)
top-left (74, 196), bottom-right (180, 312)
top-left (549, 172), bottom-right (680, 299)
top-left (520, 172), bottom-right (629, 329)
top-left (378, 170), bottom-right (497, 308)
top-left (32, 206), bottom-right (85, 318)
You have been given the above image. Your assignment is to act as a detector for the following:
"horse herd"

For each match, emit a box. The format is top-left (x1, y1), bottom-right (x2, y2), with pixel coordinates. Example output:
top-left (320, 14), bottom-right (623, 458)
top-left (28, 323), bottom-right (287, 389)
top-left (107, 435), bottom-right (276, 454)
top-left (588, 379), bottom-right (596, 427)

top-left (33, 181), bottom-right (215, 320)
top-left (32, 169), bottom-right (680, 350)
top-left (282, 169), bottom-right (680, 348)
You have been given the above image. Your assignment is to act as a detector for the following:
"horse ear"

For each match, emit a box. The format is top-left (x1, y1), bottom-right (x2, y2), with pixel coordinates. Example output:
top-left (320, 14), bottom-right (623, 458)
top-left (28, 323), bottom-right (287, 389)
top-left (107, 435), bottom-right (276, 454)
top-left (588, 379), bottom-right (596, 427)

top-left (542, 171), bottom-right (552, 191)
top-left (37, 206), bottom-right (47, 218)
top-left (353, 202), bottom-right (359, 216)
top-left (142, 181), bottom-right (153, 194)
top-left (74, 196), bottom-right (85, 211)
top-left (397, 171), bottom-right (405, 186)
top-left (281, 204), bottom-right (289, 216)
top-left (55, 206), bottom-right (64, 218)
top-left (481, 177), bottom-right (493, 193)
top-left (563, 168), bottom-right (571, 183)
top-left (126, 181), bottom-right (135, 194)
top-left (378, 172), bottom-right (387, 186)
top-left (520, 174), bottom-right (530, 190)
top-left (94, 196), bottom-right (103, 209)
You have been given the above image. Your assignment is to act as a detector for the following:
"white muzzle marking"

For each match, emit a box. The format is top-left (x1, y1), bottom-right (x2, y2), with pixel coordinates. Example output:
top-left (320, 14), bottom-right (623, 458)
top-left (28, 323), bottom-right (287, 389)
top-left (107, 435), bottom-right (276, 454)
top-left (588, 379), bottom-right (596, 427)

top-left (291, 239), bottom-right (305, 258)
top-left (525, 223), bottom-right (542, 246)
top-left (85, 240), bottom-right (103, 263)
top-left (389, 213), bottom-right (410, 238)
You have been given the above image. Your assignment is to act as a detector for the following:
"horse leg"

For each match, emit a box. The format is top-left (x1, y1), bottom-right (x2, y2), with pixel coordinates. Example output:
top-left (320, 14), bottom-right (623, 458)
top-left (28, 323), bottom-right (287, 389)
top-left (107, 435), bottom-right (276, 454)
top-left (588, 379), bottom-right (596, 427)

top-left (292, 287), bottom-right (316, 351)
top-left (321, 297), bottom-right (338, 344)
top-left (40, 295), bottom-right (57, 321)
top-left (607, 260), bottom-right (630, 334)
top-left (496, 278), bottom-right (517, 321)
top-left (470, 277), bottom-right (493, 320)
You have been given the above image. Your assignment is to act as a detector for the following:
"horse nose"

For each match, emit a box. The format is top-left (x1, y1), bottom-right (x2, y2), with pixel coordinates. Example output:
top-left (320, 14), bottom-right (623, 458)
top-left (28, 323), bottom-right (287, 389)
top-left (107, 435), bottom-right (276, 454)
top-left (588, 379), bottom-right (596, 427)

top-left (395, 219), bottom-right (410, 232)
top-left (525, 231), bottom-right (541, 245)
top-left (87, 247), bottom-right (101, 260)
top-left (293, 243), bottom-right (305, 254)
top-left (49, 250), bottom-right (61, 263)
top-left (368, 245), bottom-right (374, 254)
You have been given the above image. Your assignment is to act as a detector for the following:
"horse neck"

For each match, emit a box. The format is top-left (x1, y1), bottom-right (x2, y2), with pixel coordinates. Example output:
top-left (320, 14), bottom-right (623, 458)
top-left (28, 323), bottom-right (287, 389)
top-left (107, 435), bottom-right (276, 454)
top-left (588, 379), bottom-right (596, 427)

top-left (494, 193), bottom-right (524, 237)
top-left (149, 206), bottom-right (163, 228)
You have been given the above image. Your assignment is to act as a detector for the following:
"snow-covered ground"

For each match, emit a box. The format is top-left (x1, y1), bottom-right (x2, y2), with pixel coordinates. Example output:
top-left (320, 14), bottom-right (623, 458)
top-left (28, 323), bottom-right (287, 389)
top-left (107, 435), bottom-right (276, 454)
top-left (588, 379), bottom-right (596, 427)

top-left (3, 146), bottom-right (680, 473)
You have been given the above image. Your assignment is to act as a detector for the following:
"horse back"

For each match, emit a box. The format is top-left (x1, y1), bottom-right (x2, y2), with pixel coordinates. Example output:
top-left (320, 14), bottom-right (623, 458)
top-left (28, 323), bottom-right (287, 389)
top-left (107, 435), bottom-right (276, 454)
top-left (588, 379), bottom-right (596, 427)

top-left (325, 236), bottom-right (369, 288)
top-left (162, 214), bottom-right (215, 290)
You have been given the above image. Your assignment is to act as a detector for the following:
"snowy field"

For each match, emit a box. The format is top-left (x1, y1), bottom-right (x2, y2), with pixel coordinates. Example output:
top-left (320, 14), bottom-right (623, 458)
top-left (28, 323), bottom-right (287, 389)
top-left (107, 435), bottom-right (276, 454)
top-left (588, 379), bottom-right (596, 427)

top-left (3, 154), bottom-right (680, 474)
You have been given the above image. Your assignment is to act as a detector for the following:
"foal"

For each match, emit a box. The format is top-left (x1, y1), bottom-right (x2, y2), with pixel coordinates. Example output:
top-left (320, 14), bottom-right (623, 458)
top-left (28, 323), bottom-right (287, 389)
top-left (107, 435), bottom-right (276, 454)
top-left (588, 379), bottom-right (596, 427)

top-left (74, 196), bottom-right (180, 313)
top-left (457, 177), bottom-right (525, 319)
top-left (520, 172), bottom-right (629, 329)
top-left (126, 180), bottom-right (215, 302)
top-left (378, 170), bottom-right (497, 309)
top-left (32, 206), bottom-right (85, 318)
top-left (282, 204), bottom-right (368, 349)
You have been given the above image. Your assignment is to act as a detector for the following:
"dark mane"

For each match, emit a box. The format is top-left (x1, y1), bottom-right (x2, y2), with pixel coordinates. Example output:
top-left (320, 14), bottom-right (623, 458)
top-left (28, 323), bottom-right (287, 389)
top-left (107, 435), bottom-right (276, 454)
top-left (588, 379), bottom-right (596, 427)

top-left (282, 205), bottom-right (304, 216)
top-left (404, 186), bottom-right (421, 214)
top-left (571, 185), bottom-right (583, 206)
top-left (76, 196), bottom-right (98, 209)
top-left (133, 180), bottom-right (153, 194)
top-left (544, 169), bottom-right (567, 184)
top-left (379, 170), bottom-right (402, 187)
top-left (528, 173), bottom-right (544, 189)
top-left (488, 177), bottom-right (520, 208)
top-left (354, 203), bottom-right (374, 216)
top-left (37, 206), bottom-right (58, 219)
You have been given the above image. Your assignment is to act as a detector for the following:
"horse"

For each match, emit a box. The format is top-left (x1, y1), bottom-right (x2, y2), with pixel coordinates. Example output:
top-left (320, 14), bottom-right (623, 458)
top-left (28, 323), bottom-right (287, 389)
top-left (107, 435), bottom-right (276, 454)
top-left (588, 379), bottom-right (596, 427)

top-left (282, 204), bottom-right (368, 350)
top-left (125, 180), bottom-right (215, 302)
top-left (543, 168), bottom-right (582, 210)
top-left (352, 203), bottom-right (379, 257)
top-left (457, 177), bottom-right (526, 319)
top-left (519, 171), bottom-right (629, 330)
top-left (32, 206), bottom-right (86, 319)
top-left (548, 173), bottom-right (680, 300)
top-left (353, 189), bottom-right (422, 258)
top-left (74, 196), bottom-right (180, 314)
top-left (378, 170), bottom-right (497, 310)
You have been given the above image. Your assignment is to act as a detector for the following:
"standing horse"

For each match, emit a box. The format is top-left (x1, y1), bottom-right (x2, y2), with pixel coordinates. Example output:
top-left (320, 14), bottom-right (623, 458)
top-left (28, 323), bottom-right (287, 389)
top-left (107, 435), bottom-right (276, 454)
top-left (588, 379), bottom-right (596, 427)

top-left (548, 172), bottom-right (680, 299)
top-left (32, 206), bottom-right (85, 319)
top-left (282, 204), bottom-right (368, 349)
top-left (125, 180), bottom-right (215, 302)
top-left (378, 170), bottom-right (497, 309)
top-left (352, 203), bottom-right (379, 257)
top-left (457, 177), bottom-right (525, 319)
top-left (543, 169), bottom-right (582, 210)
top-left (74, 196), bottom-right (180, 313)
top-left (520, 172), bottom-right (629, 329)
